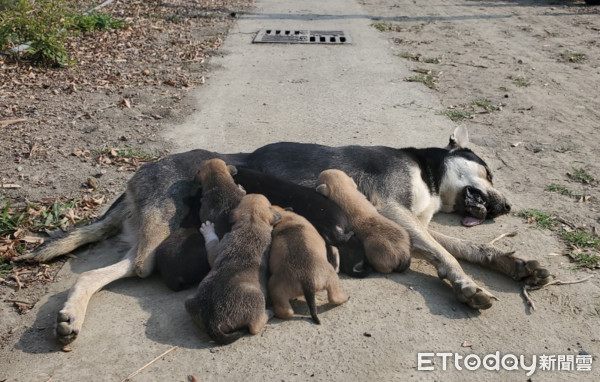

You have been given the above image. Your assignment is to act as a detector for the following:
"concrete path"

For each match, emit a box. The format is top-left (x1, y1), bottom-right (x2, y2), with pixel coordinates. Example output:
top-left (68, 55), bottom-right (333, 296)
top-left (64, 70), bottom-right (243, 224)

top-left (3, 1), bottom-right (546, 381)
top-left (163, 0), bottom-right (452, 152)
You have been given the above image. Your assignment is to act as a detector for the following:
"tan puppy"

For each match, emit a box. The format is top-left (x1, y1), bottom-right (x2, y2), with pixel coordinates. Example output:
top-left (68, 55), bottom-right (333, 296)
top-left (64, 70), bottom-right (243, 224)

top-left (196, 158), bottom-right (246, 258)
top-left (269, 206), bottom-right (348, 324)
top-left (185, 194), bottom-right (281, 345)
top-left (316, 169), bottom-right (411, 274)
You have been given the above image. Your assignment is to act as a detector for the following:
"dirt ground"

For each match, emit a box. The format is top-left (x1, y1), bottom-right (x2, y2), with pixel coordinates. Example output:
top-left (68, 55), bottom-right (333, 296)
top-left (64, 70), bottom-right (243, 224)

top-left (1, 0), bottom-right (600, 380)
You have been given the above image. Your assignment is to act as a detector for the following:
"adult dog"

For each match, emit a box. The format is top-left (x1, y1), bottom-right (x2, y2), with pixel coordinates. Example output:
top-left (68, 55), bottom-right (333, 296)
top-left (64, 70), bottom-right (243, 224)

top-left (17, 126), bottom-right (550, 345)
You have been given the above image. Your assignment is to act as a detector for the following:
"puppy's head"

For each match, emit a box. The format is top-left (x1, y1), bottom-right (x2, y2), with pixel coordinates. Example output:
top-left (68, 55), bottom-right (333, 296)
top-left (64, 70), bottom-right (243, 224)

top-left (315, 169), bottom-right (357, 198)
top-left (196, 158), bottom-right (237, 185)
top-left (230, 194), bottom-right (281, 226)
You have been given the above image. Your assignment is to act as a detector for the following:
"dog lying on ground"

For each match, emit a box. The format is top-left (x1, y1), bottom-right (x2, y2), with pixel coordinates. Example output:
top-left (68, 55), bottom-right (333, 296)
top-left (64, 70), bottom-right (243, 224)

top-left (186, 194), bottom-right (281, 344)
top-left (268, 206), bottom-right (348, 324)
top-left (17, 126), bottom-right (551, 345)
top-left (316, 169), bottom-right (411, 275)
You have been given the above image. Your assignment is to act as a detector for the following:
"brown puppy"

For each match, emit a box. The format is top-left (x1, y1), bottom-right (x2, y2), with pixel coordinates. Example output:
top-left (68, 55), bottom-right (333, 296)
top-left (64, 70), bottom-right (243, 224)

top-left (185, 194), bottom-right (281, 345)
top-left (269, 206), bottom-right (348, 324)
top-left (316, 169), bottom-right (411, 274)
top-left (197, 158), bottom-right (246, 250)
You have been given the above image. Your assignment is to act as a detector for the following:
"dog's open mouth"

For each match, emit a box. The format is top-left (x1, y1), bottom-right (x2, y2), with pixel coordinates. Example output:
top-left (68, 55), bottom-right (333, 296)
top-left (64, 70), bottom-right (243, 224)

top-left (461, 187), bottom-right (487, 227)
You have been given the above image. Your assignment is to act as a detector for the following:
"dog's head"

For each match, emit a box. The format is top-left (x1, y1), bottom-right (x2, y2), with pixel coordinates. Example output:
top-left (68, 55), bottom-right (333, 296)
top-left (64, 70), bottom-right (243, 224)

top-left (230, 194), bottom-right (281, 226)
top-left (439, 126), bottom-right (511, 226)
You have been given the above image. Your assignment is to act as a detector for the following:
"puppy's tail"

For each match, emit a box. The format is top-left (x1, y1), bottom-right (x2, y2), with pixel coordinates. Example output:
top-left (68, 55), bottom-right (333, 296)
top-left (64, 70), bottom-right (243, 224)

top-left (15, 193), bottom-right (127, 263)
top-left (206, 321), bottom-right (246, 345)
top-left (302, 282), bottom-right (320, 325)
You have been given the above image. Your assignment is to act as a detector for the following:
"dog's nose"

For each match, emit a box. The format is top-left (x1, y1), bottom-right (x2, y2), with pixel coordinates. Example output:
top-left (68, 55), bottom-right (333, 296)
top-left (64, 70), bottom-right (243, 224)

top-left (503, 202), bottom-right (511, 212)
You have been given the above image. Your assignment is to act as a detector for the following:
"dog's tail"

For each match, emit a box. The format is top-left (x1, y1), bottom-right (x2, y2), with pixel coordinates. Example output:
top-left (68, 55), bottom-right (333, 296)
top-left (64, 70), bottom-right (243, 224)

top-left (15, 193), bottom-right (128, 263)
top-left (206, 321), bottom-right (246, 345)
top-left (302, 282), bottom-right (320, 325)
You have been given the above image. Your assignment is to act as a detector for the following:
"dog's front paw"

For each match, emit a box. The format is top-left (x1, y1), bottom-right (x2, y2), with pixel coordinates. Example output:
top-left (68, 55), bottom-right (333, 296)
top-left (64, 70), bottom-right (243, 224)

top-left (56, 310), bottom-right (81, 344)
top-left (512, 258), bottom-right (551, 286)
top-left (453, 280), bottom-right (496, 310)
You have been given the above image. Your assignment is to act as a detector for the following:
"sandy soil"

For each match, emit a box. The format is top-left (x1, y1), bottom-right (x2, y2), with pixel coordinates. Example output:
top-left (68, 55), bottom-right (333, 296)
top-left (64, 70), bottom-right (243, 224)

top-left (1, 0), bottom-right (600, 381)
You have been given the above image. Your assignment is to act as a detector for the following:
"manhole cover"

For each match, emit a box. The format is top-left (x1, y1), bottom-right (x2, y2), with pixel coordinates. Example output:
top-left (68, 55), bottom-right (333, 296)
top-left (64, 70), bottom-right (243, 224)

top-left (253, 29), bottom-right (351, 44)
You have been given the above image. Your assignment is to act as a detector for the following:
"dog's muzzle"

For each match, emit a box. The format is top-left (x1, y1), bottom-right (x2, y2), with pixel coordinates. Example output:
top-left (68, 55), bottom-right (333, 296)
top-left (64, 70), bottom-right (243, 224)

top-left (459, 186), bottom-right (511, 227)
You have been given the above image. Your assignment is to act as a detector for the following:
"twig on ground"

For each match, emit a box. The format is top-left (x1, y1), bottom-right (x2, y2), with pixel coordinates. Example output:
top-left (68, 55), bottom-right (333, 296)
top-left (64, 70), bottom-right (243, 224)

top-left (522, 274), bottom-right (594, 311)
top-left (123, 346), bottom-right (178, 382)
top-left (10, 269), bottom-right (23, 292)
top-left (488, 231), bottom-right (518, 245)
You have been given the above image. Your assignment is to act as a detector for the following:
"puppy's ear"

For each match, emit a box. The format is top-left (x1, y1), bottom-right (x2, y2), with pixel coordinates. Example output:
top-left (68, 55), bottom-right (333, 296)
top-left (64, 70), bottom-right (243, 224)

top-left (270, 208), bottom-right (282, 225)
top-left (447, 125), bottom-right (469, 150)
top-left (227, 165), bottom-right (238, 176)
top-left (315, 184), bottom-right (329, 196)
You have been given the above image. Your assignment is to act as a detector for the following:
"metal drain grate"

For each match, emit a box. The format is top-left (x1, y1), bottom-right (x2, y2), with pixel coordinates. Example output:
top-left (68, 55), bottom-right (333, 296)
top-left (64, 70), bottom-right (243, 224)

top-left (253, 29), bottom-right (351, 44)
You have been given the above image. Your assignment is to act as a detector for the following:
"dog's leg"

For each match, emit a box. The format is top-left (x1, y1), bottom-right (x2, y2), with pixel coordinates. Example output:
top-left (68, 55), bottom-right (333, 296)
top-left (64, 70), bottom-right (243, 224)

top-left (56, 249), bottom-right (136, 344)
top-left (380, 202), bottom-right (496, 309)
top-left (15, 194), bottom-right (127, 263)
top-left (428, 230), bottom-right (551, 285)
top-left (199, 221), bottom-right (220, 267)
top-left (134, 209), bottom-right (171, 278)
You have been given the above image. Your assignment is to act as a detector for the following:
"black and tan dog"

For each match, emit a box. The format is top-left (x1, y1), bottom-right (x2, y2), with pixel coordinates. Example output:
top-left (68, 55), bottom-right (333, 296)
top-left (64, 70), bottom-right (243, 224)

top-left (316, 169), bottom-right (411, 274)
top-left (268, 206), bottom-right (348, 324)
top-left (185, 194), bottom-right (281, 345)
top-left (18, 126), bottom-right (551, 345)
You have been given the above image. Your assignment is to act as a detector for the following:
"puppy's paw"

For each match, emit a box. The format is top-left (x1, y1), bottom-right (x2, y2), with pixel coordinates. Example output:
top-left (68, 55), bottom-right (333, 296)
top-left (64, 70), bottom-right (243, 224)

top-left (513, 258), bottom-right (551, 286)
top-left (199, 221), bottom-right (216, 236)
top-left (453, 280), bottom-right (496, 310)
top-left (56, 310), bottom-right (81, 345)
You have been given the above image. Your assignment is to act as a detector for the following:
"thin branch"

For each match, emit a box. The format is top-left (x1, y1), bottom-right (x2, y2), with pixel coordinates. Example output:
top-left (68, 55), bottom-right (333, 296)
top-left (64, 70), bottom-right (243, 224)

top-left (523, 274), bottom-right (595, 312)
top-left (488, 231), bottom-right (518, 246)
top-left (122, 346), bottom-right (178, 382)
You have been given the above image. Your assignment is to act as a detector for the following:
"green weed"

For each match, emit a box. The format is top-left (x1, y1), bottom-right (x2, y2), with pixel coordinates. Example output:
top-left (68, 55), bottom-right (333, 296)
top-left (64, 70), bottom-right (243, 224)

top-left (545, 184), bottom-right (573, 197)
top-left (471, 99), bottom-right (499, 112)
top-left (562, 231), bottom-right (600, 249)
top-left (441, 109), bottom-right (473, 121)
top-left (75, 12), bottom-right (126, 32)
top-left (560, 50), bottom-right (585, 63)
top-left (516, 209), bottom-right (555, 229)
top-left (569, 168), bottom-right (594, 184)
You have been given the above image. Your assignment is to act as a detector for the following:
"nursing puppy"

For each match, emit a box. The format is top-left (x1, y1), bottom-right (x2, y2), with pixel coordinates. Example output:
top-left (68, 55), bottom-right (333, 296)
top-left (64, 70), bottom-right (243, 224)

top-left (185, 194), bottom-right (281, 345)
top-left (197, 158), bottom-right (246, 246)
top-left (269, 206), bottom-right (348, 325)
top-left (316, 169), bottom-right (411, 274)
top-left (233, 167), bottom-right (364, 276)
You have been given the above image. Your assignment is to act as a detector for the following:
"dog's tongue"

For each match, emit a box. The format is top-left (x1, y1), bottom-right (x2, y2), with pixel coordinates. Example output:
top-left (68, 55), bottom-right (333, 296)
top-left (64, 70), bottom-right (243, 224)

top-left (462, 216), bottom-right (483, 227)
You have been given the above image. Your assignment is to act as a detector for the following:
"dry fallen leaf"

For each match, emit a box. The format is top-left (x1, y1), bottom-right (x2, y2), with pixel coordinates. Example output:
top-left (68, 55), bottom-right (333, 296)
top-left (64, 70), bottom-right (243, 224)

top-left (461, 341), bottom-right (472, 348)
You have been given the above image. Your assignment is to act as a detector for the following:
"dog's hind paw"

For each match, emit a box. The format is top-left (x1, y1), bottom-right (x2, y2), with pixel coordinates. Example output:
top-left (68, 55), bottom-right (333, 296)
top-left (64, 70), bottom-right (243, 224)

top-left (453, 281), bottom-right (497, 310)
top-left (56, 310), bottom-right (81, 344)
top-left (512, 259), bottom-right (551, 286)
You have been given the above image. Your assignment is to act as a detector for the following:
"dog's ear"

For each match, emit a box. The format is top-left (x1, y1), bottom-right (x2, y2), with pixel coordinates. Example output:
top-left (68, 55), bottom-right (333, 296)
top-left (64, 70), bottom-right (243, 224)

top-left (447, 125), bottom-right (469, 150)
top-left (227, 165), bottom-right (238, 176)
top-left (315, 184), bottom-right (329, 196)
top-left (270, 208), bottom-right (282, 225)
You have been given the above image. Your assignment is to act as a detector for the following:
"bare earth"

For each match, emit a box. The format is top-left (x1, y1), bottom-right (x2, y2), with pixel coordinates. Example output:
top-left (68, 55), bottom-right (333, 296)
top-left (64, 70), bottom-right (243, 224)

top-left (1, 0), bottom-right (600, 381)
